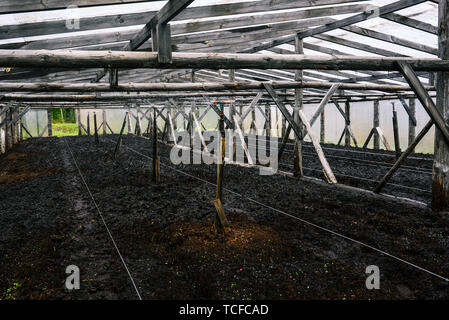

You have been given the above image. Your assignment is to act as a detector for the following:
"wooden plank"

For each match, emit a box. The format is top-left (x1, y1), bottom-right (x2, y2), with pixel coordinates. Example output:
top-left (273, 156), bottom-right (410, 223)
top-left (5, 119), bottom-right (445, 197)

top-left (0, 0), bottom-right (157, 14)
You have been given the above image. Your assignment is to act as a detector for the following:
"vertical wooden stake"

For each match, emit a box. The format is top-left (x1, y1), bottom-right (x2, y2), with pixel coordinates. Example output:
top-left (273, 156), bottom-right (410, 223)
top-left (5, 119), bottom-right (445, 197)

top-left (320, 109), bottom-right (325, 143)
top-left (35, 110), bottom-right (40, 139)
top-left (94, 112), bottom-right (99, 144)
top-left (392, 103), bottom-right (401, 159)
top-left (114, 112), bottom-right (128, 159)
top-left (408, 98), bottom-right (416, 149)
top-left (213, 102), bottom-right (230, 234)
top-left (102, 109), bottom-right (107, 135)
top-left (293, 33), bottom-right (304, 177)
top-left (76, 108), bottom-right (81, 136)
top-left (373, 100), bottom-right (380, 150)
top-left (344, 101), bottom-right (351, 147)
top-left (153, 109), bottom-right (160, 183)
top-left (87, 113), bottom-right (91, 136)
top-left (432, 0), bottom-right (449, 209)
top-left (0, 111), bottom-right (5, 154)
top-left (47, 109), bottom-right (52, 137)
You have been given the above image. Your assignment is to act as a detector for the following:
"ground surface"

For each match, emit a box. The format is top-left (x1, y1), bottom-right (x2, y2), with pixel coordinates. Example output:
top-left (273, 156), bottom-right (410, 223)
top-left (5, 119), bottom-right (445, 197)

top-left (0, 135), bottom-right (448, 300)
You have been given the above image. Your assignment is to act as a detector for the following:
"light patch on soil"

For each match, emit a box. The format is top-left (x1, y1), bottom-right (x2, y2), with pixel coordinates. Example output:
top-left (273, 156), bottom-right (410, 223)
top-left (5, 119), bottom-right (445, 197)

top-left (0, 151), bottom-right (62, 184)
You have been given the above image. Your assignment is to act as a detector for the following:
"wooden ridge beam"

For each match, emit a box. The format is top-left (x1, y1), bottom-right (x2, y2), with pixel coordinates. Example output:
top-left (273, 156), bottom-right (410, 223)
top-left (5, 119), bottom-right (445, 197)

top-left (0, 80), bottom-right (435, 93)
top-left (2, 50), bottom-right (449, 71)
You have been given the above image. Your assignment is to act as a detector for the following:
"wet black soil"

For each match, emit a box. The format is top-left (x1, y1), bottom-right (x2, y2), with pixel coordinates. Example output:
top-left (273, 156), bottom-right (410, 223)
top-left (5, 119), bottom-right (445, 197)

top-left (0, 135), bottom-right (448, 300)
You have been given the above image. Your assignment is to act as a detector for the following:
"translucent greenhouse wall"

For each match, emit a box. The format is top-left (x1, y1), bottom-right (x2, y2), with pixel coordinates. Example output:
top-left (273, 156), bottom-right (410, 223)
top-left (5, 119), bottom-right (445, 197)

top-left (21, 109), bottom-right (49, 138)
top-left (19, 98), bottom-right (435, 155)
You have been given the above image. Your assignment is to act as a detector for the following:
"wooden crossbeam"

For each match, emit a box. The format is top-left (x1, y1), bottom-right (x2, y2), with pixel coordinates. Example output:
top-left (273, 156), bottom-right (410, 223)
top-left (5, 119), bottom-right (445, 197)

top-left (4, 51), bottom-right (449, 71)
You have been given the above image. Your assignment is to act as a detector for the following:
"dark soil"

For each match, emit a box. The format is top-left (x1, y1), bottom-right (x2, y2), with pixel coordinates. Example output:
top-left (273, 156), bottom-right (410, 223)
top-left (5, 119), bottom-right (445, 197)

top-left (0, 135), bottom-right (448, 300)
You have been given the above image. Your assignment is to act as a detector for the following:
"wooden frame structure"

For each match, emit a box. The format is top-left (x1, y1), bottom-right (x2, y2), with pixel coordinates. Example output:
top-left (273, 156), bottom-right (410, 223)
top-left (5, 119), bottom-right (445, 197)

top-left (0, 0), bottom-right (448, 209)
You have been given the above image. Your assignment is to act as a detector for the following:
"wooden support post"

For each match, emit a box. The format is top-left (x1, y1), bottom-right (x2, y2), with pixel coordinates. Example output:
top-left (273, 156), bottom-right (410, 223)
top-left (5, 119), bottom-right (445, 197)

top-left (433, 0), bottom-right (449, 209)
top-left (76, 108), bottom-right (81, 135)
top-left (0, 110), bottom-right (4, 154)
top-left (213, 102), bottom-right (230, 234)
top-left (94, 112), bottom-right (99, 144)
top-left (320, 109), bottom-right (325, 143)
top-left (293, 33), bottom-right (303, 177)
top-left (102, 109), bottom-right (107, 135)
top-left (152, 109), bottom-right (160, 183)
top-left (109, 68), bottom-right (118, 89)
top-left (10, 109), bottom-right (15, 147)
top-left (127, 106), bottom-right (132, 134)
top-left (392, 104), bottom-right (401, 159)
top-left (156, 23), bottom-right (172, 64)
top-left (408, 98), bottom-right (416, 148)
top-left (135, 106), bottom-right (142, 136)
top-left (18, 116), bottom-right (23, 141)
top-left (47, 108), bottom-right (52, 136)
top-left (145, 111), bottom-right (152, 136)
top-left (87, 112), bottom-right (91, 136)
top-left (114, 112), bottom-right (128, 159)
top-left (344, 101), bottom-right (351, 147)
top-left (35, 109), bottom-right (40, 139)
top-left (373, 100), bottom-right (380, 150)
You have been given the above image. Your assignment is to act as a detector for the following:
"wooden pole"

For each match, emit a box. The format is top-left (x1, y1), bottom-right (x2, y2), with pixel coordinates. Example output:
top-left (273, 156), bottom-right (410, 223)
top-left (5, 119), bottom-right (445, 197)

top-left (47, 108), bottom-right (52, 136)
top-left (102, 109), bottom-right (107, 135)
top-left (392, 103), bottom-right (401, 159)
top-left (0, 111), bottom-right (4, 154)
top-left (320, 109), bottom-right (325, 143)
top-left (127, 106), bottom-right (132, 134)
top-left (432, 0), bottom-right (449, 209)
top-left (2, 50), bottom-right (449, 71)
top-left (344, 100), bottom-right (351, 147)
top-left (76, 108), bottom-right (81, 135)
top-left (35, 110), bottom-right (40, 139)
top-left (373, 100), bottom-right (380, 150)
top-left (408, 98), bottom-right (416, 148)
top-left (213, 102), bottom-right (230, 234)
top-left (114, 112), bottom-right (128, 159)
top-left (293, 34), bottom-right (303, 177)
top-left (152, 109), bottom-right (160, 183)
top-left (0, 80), bottom-right (436, 93)
top-left (94, 112), bottom-right (99, 144)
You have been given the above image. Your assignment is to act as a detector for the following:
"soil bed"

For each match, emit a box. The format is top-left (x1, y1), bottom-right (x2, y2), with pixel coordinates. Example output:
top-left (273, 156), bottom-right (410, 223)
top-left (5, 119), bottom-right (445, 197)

top-left (0, 135), bottom-right (447, 300)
